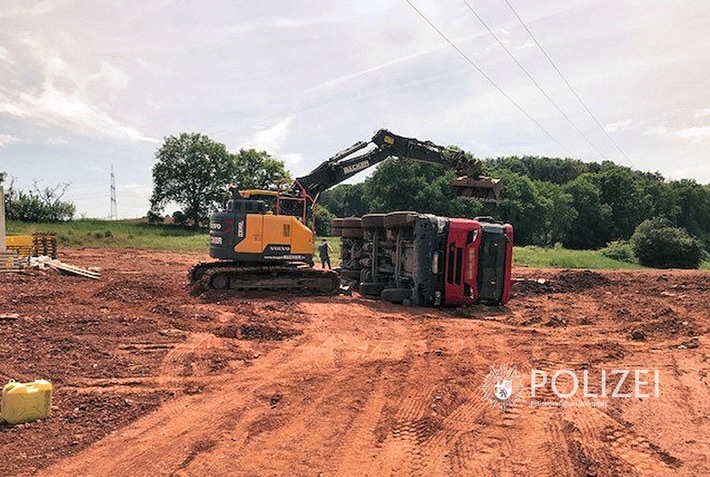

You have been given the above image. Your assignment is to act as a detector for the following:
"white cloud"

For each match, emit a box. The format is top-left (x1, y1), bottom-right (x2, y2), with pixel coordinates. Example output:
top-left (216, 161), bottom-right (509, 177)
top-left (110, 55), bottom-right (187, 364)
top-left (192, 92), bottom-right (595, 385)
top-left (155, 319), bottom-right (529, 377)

top-left (0, 86), bottom-right (156, 143)
top-left (695, 108), bottom-right (710, 118)
top-left (46, 136), bottom-right (67, 145)
top-left (0, 0), bottom-right (75, 18)
top-left (248, 117), bottom-right (293, 151)
top-left (0, 46), bottom-right (13, 64)
top-left (89, 61), bottom-right (130, 90)
top-left (0, 40), bottom-right (155, 143)
top-left (604, 119), bottom-right (634, 132)
top-left (674, 126), bottom-right (710, 140)
top-left (0, 134), bottom-right (17, 147)
top-left (518, 39), bottom-right (535, 49)
top-left (240, 117), bottom-right (302, 166)
top-left (280, 153), bottom-right (303, 165)
top-left (644, 124), bottom-right (668, 136)
top-left (644, 124), bottom-right (710, 141)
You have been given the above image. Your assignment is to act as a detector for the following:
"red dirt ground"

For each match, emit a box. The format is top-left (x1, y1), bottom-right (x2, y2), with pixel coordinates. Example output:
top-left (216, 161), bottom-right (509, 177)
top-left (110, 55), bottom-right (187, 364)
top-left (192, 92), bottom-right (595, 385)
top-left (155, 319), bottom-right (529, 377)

top-left (0, 248), bottom-right (708, 476)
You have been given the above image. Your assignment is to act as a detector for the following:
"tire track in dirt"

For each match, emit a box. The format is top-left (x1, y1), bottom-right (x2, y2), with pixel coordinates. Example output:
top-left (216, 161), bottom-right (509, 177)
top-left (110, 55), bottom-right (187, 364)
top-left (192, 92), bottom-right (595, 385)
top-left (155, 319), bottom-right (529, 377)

top-left (568, 404), bottom-right (683, 476)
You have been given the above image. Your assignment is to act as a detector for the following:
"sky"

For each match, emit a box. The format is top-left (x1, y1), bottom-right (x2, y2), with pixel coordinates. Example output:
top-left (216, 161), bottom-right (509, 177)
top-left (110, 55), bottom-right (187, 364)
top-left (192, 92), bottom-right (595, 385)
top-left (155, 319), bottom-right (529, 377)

top-left (0, 0), bottom-right (708, 218)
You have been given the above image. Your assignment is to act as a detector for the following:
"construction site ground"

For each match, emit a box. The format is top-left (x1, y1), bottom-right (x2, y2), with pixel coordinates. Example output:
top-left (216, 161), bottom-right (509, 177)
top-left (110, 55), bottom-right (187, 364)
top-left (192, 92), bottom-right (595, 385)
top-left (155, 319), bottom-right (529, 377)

top-left (0, 248), bottom-right (708, 476)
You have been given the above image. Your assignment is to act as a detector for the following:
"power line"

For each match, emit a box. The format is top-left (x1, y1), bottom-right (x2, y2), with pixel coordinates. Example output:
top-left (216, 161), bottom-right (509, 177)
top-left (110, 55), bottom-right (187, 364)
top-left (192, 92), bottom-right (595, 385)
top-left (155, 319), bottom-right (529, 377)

top-left (403, 0), bottom-right (576, 158)
top-left (502, 0), bottom-right (635, 167)
top-left (461, 0), bottom-right (608, 160)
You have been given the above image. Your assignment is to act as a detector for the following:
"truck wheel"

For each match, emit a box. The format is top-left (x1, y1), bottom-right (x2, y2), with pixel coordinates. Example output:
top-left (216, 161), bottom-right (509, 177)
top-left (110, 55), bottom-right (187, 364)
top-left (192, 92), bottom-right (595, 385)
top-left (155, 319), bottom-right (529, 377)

top-left (359, 282), bottom-right (385, 296)
top-left (341, 217), bottom-right (362, 228)
top-left (341, 227), bottom-right (364, 239)
top-left (331, 227), bottom-right (342, 237)
top-left (361, 214), bottom-right (385, 229)
top-left (340, 269), bottom-right (362, 280)
top-left (381, 287), bottom-right (412, 304)
top-left (383, 211), bottom-right (418, 229)
top-left (331, 218), bottom-right (345, 228)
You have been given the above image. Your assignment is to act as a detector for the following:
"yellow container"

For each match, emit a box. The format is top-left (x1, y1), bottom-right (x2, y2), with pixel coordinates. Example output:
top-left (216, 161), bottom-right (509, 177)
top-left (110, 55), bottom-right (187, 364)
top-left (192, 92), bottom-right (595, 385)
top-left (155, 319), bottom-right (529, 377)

top-left (1, 380), bottom-right (53, 425)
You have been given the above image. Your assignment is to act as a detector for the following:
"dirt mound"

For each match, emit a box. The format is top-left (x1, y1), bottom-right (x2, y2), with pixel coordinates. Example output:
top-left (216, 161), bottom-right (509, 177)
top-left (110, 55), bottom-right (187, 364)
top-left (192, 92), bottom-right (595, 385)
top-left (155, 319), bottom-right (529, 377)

top-left (94, 278), bottom-right (173, 304)
top-left (514, 269), bottom-right (611, 296)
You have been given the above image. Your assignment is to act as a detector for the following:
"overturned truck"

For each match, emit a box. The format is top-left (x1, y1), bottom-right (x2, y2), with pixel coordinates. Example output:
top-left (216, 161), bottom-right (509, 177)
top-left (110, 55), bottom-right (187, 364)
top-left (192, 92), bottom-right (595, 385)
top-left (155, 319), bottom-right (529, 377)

top-left (333, 213), bottom-right (513, 307)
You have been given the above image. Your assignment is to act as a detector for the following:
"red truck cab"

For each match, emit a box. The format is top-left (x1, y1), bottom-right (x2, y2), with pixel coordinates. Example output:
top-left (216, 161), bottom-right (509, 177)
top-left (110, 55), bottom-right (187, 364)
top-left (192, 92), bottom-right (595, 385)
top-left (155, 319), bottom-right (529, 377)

top-left (442, 218), bottom-right (513, 306)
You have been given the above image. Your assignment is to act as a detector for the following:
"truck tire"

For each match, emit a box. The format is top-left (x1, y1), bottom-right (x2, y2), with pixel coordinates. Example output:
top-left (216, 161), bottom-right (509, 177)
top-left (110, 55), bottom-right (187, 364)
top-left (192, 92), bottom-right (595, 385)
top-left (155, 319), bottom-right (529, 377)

top-left (383, 211), bottom-right (418, 229)
top-left (361, 214), bottom-right (385, 229)
top-left (341, 217), bottom-right (362, 228)
top-left (360, 282), bottom-right (385, 297)
top-left (331, 227), bottom-right (342, 237)
top-left (340, 269), bottom-right (362, 280)
top-left (381, 287), bottom-right (412, 304)
top-left (341, 227), bottom-right (364, 239)
top-left (331, 218), bottom-right (345, 228)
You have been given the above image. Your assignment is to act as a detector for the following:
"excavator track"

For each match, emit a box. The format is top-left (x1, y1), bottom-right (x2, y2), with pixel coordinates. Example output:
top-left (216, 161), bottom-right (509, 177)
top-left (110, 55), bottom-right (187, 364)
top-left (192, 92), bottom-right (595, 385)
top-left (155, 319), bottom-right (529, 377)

top-left (189, 262), bottom-right (340, 296)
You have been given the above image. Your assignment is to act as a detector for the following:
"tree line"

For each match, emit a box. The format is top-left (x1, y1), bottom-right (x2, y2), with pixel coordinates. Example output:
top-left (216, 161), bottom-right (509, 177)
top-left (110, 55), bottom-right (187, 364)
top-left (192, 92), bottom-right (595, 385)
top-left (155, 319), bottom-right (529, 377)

top-left (320, 156), bottom-right (710, 252)
top-left (147, 133), bottom-right (708, 266)
top-left (1, 173), bottom-right (76, 222)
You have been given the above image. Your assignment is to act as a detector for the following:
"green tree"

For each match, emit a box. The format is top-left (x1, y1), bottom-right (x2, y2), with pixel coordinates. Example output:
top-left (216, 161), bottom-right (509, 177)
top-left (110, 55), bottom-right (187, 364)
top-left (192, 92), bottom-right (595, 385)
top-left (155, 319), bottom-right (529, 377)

top-left (233, 148), bottom-right (290, 190)
top-left (3, 176), bottom-right (75, 222)
top-left (659, 179), bottom-right (710, 248)
top-left (363, 161), bottom-right (482, 218)
top-left (150, 133), bottom-right (236, 227)
top-left (319, 183), bottom-right (369, 218)
top-left (562, 174), bottom-right (613, 249)
top-left (481, 171), bottom-right (543, 245)
top-left (534, 181), bottom-right (577, 246)
top-left (594, 167), bottom-right (652, 240)
top-left (313, 205), bottom-right (335, 236)
top-left (631, 217), bottom-right (704, 269)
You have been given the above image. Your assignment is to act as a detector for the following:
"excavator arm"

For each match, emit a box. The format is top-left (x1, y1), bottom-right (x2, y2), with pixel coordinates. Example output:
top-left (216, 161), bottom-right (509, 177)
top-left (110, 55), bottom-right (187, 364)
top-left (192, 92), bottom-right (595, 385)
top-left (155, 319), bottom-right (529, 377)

top-left (293, 129), bottom-right (502, 203)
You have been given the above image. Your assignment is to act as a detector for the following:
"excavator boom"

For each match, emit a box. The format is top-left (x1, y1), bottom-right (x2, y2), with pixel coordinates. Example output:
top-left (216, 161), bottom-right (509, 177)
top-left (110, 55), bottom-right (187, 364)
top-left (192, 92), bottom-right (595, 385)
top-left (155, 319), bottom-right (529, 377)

top-left (294, 129), bottom-right (502, 203)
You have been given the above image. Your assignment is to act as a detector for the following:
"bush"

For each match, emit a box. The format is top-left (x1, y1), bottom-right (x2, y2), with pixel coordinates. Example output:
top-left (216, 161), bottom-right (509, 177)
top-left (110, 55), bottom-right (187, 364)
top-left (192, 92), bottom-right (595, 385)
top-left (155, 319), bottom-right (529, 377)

top-left (172, 210), bottom-right (188, 226)
top-left (599, 240), bottom-right (636, 263)
top-left (631, 218), bottom-right (704, 269)
top-left (147, 210), bottom-right (164, 224)
top-left (314, 205), bottom-right (335, 236)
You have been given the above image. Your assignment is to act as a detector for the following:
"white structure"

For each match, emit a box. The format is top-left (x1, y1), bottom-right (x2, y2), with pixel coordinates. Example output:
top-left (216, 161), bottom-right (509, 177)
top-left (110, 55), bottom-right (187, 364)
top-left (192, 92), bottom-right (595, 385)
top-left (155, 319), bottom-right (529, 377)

top-left (0, 186), bottom-right (5, 252)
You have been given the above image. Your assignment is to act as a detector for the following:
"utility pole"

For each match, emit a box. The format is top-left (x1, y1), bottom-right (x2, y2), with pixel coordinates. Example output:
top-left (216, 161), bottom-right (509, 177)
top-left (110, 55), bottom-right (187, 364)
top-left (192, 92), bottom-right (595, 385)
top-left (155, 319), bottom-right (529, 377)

top-left (110, 164), bottom-right (117, 220)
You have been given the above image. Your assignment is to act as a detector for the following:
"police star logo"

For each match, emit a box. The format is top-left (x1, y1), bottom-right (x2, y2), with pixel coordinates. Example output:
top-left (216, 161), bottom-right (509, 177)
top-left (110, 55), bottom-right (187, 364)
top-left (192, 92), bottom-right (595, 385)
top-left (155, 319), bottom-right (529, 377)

top-left (482, 364), bottom-right (524, 412)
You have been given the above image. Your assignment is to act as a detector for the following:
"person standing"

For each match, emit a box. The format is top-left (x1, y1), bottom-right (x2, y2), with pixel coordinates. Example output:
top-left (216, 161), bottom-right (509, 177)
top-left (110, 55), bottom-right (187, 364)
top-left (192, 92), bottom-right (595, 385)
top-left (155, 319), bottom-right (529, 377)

top-left (318, 238), bottom-right (333, 269)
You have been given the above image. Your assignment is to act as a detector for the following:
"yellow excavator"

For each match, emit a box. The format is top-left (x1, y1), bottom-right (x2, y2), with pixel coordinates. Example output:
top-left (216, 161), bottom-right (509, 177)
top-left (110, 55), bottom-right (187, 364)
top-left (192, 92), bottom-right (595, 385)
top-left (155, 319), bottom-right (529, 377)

top-left (189, 129), bottom-right (501, 295)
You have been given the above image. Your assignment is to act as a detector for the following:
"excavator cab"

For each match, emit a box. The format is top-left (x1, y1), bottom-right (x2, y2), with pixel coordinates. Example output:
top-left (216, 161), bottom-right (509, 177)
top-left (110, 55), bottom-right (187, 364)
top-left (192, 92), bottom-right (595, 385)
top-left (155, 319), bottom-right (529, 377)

top-left (209, 193), bottom-right (314, 263)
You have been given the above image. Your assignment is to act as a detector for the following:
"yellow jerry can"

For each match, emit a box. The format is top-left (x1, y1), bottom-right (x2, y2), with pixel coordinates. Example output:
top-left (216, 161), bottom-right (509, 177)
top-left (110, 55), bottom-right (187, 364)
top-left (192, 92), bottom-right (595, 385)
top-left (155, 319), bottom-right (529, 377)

top-left (1, 379), bottom-right (53, 425)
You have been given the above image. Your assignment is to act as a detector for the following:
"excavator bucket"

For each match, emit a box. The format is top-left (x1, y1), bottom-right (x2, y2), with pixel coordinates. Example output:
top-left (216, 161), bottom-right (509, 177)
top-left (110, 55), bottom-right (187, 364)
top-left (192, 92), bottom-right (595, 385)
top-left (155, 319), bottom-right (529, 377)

top-left (451, 175), bottom-right (503, 203)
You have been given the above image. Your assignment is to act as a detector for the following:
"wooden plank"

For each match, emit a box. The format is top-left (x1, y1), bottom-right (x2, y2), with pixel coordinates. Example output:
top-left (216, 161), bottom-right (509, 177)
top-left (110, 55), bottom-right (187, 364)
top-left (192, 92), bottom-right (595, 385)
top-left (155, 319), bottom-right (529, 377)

top-left (49, 261), bottom-right (100, 279)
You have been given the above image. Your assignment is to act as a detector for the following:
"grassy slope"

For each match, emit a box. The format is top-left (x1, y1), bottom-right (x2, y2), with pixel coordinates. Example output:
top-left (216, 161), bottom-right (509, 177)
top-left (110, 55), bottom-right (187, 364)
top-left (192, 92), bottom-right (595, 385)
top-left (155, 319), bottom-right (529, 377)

top-left (7, 219), bottom-right (207, 252)
top-left (513, 246), bottom-right (643, 270)
top-left (9, 220), bottom-right (706, 270)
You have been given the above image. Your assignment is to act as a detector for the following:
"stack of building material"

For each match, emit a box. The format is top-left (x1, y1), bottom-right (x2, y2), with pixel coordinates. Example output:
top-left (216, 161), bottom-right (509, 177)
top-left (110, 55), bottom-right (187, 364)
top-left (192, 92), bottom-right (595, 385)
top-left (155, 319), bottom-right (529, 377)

top-left (5, 233), bottom-right (58, 259)
top-left (29, 256), bottom-right (100, 279)
top-left (32, 233), bottom-right (57, 258)
top-left (5, 235), bottom-right (33, 258)
top-left (0, 251), bottom-right (24, 272)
